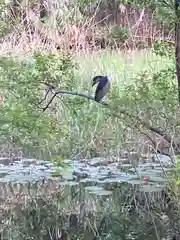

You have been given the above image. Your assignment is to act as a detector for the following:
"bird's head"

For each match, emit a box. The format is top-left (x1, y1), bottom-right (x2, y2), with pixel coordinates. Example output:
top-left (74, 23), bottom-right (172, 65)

top-left (92, 75), bottom-right (104, 86)
top-left (92, 75), bottom-right (111, 86)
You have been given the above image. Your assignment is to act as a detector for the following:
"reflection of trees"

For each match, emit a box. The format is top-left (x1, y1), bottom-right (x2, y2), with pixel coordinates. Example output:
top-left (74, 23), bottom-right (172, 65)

top-left (0, 180), bottom-right (179, 239)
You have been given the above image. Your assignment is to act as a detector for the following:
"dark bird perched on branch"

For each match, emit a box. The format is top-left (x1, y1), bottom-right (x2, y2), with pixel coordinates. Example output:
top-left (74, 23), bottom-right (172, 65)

top-left (92, 75), bottom-right (111, 102)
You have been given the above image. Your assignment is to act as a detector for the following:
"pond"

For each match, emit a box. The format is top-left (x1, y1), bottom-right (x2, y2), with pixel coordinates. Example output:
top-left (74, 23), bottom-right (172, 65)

top-left (0, 153), bottom-right (176, 240)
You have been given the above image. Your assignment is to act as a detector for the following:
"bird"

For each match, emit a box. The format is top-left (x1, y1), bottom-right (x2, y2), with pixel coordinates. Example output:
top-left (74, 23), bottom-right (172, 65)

top-left (92, 75), bottom-right (111, 102)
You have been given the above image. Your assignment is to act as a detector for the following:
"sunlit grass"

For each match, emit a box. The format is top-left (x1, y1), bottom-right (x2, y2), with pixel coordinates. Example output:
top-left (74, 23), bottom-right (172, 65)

top-left (74, 49), bottom-right (171, 90)
top-left (0, 47), bottom-right (173, 158)
top-left (57, 49), bottom-right (173, 158)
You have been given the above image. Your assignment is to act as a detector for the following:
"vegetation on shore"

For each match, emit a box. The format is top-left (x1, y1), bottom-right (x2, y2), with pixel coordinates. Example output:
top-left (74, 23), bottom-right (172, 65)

top-left (1, 0), bottom-right (180, 240)
top-left (0, 0), bottom-right (178, 161)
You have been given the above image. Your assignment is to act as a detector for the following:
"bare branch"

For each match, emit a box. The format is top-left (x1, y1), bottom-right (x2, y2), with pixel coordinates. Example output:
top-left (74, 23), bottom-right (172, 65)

top-left (42, 92), bottom-right (58, 112)
top-left (160, 0), bottom-right (173, 9)
top-left (40, 88), bottom-right (176, 150)
top-left (55, 89), bottom-right (98, 102)
top-left (38, 86), bottom-right (53, 105)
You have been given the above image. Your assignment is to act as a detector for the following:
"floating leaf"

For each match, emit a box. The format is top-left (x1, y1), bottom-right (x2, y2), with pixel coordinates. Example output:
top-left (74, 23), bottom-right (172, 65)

top-left (51, 171), bottom-right (63, 178)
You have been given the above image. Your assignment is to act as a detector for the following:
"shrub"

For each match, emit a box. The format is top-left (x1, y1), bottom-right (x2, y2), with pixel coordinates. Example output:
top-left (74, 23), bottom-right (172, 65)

top-left (0, 51), bottom-right (77, 159)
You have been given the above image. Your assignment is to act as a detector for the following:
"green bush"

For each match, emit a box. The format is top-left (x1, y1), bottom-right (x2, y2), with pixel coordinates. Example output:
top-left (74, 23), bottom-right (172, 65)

top-left (116, 66), bottom-right (179, 136)
top-left (0, 51), bottom-right (77, 159)
top-left (0, 46), bottom-right (178, 161)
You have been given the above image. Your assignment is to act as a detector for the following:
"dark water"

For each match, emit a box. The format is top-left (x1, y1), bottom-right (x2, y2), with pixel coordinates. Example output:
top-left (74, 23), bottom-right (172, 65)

top-left (0, 154), bottom-right (175, 240)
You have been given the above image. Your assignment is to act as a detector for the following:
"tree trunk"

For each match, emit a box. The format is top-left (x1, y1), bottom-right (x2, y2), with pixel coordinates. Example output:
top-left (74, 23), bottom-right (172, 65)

top-left (175, 0), bottom-right (180, 104)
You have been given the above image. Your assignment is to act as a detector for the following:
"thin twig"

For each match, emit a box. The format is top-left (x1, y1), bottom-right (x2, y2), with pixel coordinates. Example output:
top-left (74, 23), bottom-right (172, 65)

top-left (38, 86), bottom-right (52, 105)
top-left (160, 0), bottom-right (173, 9)
top-left (42, 92), bottom-right (57, 112)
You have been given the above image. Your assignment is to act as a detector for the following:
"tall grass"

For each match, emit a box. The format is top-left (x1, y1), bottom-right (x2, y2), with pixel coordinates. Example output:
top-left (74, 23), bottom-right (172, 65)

top-left (54, 49), bottom-right (173, 159)
top-left (0, 46), bottom-right (173, 159)
top-left (74, 49), bottom-right (171, 89)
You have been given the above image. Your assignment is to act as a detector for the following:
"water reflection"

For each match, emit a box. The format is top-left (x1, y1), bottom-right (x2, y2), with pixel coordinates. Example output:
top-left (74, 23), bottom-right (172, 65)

top-left (0, 155), bottom-right (176, 240)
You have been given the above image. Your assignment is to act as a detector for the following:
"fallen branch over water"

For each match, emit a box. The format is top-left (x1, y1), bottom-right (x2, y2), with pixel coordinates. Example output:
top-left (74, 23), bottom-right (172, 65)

top-left (40, 83), bottom-right (179, 159)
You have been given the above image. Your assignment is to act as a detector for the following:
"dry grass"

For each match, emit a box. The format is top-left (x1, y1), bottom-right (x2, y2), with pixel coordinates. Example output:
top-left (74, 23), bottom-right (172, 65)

top-left (0, 0), bottom-right (174, 55)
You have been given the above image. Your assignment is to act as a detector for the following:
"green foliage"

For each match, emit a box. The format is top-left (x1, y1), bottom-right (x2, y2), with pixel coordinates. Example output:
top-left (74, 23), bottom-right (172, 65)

top-left (170, 160), bottom-right (180, 185)
top-left (154, 3), bottom-right (174, 27)
top-left (109, 26), bottom-right (129, 43)
top-left (115, 40), bottom-right (176, 112)
top-left (153, 40), bottom-right (175, 58)
top-left (0, 52), bottom-right (77, 158)
top-left (117, 66), bottom-right (177, 113)
top-left (0, 0), bottom-right (12, 37)
top-left (104, 40), bottom-right (179, 147)
top-left (78, 0), bottom-right (174, 29)
top-left (34, 51), bottom-right (77, 89)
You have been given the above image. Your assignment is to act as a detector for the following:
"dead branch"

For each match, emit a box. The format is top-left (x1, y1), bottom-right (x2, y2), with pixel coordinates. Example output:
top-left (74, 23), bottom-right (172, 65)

top-left (39, 84), bottom-right (179, 156)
